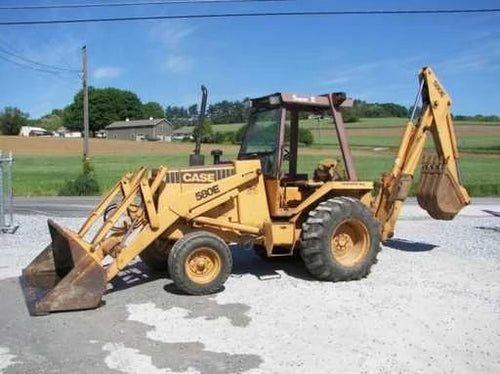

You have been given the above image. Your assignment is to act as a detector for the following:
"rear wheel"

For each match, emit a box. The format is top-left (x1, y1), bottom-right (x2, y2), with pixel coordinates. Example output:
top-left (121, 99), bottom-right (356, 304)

top-left (168, 231), bottom-right (232, 295)
top-left (139, 239), bottom-right (173, 272)
top-left (301, 197), bottom-right (380, 281)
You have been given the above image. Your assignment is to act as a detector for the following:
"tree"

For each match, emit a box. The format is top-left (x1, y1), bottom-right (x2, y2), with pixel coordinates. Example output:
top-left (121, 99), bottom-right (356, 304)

top-left (0, 107), bottom-right (29, 135)
top-left (188, 104), bottom-right (198, 117)
top-left (63, 87), bottom-right (143, 133)
top-left (192, 121), bottom-right (213, 143)
top-left (207, 100), bottom-right (247, 124)
top-left (165, 105), bottom-right (190, 126)
top-left (40, 113), bottom-right (63, 131)
top-left (142, 102), bottom-right (164, 119)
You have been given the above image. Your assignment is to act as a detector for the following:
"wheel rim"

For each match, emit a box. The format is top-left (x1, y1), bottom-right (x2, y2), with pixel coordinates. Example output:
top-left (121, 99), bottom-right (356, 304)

top-left (185, 247), bottom-right (222, 284)
top-left (330, 219), bottom-right (370, 267)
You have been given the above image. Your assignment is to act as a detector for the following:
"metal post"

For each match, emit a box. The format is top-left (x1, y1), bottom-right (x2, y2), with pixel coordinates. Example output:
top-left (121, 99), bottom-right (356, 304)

top-left (328, 94), bottom-right (358, 181)
top-left (0, 150), bottom-right (18, 234)
top-left (82, 45), bottom-right (89, 159)
top-left (8, 152), bottom-right (13, 227)
top-left (0, 151), bottom-right (4, 230)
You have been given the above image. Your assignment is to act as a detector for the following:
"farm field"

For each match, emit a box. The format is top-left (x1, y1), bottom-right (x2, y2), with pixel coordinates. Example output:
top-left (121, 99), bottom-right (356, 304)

top-left (1, 129), bottom-right (499, 196)
top-left (214, 117), bottom-right (500, 152)
top-left (212, 117), bottom-right (500, 131)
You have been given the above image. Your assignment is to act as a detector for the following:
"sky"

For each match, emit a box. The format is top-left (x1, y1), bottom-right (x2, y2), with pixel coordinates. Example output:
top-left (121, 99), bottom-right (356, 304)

top-left (0, 0), bottom-right (499, 119)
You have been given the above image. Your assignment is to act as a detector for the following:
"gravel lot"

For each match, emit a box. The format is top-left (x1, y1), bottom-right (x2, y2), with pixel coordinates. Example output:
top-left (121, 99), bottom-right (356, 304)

top-left (0, 202), bottom-right (499, 373)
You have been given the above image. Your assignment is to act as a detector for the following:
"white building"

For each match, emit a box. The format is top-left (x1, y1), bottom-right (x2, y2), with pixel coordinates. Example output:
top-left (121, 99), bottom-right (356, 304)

top-left (19, 126), bottom-right (50, 137)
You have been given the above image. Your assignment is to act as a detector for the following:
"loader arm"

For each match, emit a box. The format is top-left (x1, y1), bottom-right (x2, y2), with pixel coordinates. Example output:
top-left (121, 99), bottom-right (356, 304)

top-left (21, 162), bottom-right (262, 315)
top-left (374, 67), bottom-right (470, 240)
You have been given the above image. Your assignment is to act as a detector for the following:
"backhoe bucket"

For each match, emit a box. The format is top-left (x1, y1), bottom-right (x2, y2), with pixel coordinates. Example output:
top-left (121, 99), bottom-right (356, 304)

top-left (21, 220), bottom-right (106, 316)
top-left (417, 155), bottom-right (468, 220)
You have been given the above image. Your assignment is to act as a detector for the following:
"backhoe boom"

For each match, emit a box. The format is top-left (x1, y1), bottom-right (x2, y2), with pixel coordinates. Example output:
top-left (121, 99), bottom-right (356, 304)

top-left (375, 67), bottom-right (470, 240)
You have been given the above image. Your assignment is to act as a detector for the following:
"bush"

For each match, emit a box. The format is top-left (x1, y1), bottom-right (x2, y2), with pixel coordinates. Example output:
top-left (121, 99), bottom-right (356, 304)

top-left (59, 159), bottom-right (100, 196)
top-left (235, 125), bottom-right (248, 143)
top-left (341, 109), bottom-right (359, 123)
top-left (192, 121), bottom-right (213, 143)
top-left (298, 128), bottom-right (314, 146)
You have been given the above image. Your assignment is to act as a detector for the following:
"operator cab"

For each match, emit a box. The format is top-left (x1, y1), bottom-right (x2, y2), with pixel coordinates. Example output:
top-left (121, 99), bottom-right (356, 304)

top-left (237, 92), bottom-right (357, 216)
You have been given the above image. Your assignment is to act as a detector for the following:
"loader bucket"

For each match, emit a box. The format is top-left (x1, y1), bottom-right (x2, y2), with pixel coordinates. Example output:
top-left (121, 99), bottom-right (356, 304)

top-left (417, 156), bottom-right (468, 220)
top-left (20, 220), bottom-right (106, 316)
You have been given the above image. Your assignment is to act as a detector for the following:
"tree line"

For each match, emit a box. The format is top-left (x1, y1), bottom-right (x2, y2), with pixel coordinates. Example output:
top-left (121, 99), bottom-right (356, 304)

top-left (1, 86), bottom-right (498, 135)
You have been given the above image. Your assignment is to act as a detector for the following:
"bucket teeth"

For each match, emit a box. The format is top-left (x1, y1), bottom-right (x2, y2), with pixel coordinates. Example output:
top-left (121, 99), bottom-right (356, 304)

top-left (417, 155), bottom-right (467, 220)
top-left (20, 220), bottom-right (106, 316)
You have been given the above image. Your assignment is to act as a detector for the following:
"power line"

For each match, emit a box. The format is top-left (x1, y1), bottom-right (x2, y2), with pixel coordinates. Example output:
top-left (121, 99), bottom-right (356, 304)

top-left (0, 45), bottom-right (79, 72)
top-left (0, 52), bottom-right (80, 91)
top-left (1, 8), bottom-right (499, 26)
top-left (0, 0), bottom-right (294, 11)
top-left (0, 52), bottom-right (78, 78)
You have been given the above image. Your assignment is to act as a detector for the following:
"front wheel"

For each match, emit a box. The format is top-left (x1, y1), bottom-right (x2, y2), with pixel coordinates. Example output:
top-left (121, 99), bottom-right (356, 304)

top-left (168, 231), bottom-right (232, 295)
top-left (301, 197), bottom-right (380, 281)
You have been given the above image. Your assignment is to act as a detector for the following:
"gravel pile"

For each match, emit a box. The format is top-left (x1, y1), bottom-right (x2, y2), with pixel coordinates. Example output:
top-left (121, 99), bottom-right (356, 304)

top-left (0, 202), bottom-right (498, 373)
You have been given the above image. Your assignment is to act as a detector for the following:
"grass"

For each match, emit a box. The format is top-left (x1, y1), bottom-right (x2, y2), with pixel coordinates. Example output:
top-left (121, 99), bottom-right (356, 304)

top-left (13, 152), bottom-right (499, 197)
top-left (211, 118), bottom-right (407, 133)
top-left (4, 116), bottom-right (499, 197)
top-left (13, 154), bottom-right (205, 196)
top-left (212, 118), bottom-right (500, 154)
top-left (212, 117), bottom-right (500, 133)
top-left (312, 134), bottom-right (500, 153)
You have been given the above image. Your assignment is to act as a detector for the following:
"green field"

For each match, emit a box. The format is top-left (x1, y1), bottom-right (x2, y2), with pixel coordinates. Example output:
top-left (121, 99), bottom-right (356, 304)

top-left (212, 118), bottom-right (500, 153)
top-left (212, 117), bottom-right (500, 133)
top-left (5, 115), bottom-right (499, 196)
top-left (13, 153), bottom-right (499, 197)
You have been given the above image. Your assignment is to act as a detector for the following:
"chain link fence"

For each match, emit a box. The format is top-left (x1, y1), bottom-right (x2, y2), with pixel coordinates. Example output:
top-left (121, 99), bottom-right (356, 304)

top-left (0, 151), bottom-right (18, 234)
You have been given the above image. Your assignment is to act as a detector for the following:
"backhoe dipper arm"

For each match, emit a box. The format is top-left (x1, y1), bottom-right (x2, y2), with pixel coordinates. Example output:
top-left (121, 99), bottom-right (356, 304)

top-left (374, 67), bottom-right (470, 240)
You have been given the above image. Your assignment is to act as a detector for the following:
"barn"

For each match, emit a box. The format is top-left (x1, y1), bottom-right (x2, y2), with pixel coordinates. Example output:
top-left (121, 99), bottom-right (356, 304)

top-left (105, 118), bottom-right (173, 141)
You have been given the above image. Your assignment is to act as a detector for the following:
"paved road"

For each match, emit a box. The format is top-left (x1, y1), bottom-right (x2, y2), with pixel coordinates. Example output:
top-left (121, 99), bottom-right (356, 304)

top-left (13, 196), bottom-right (500, 217)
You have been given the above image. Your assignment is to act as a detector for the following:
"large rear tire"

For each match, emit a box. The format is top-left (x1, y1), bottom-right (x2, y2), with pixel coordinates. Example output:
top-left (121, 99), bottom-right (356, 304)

top-left (139, 239), bottom-right (173, 272)
top-left (168, 231), bottom-right (232, 295)
top-left (301, 197), bottom-right (380, 281)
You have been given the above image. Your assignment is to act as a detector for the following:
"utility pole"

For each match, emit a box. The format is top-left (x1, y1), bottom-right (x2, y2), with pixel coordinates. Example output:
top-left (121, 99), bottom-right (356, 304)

top-left (82, 45), bottom-right (89, 159)
top-left (317, 117), bottom-right (321, 145)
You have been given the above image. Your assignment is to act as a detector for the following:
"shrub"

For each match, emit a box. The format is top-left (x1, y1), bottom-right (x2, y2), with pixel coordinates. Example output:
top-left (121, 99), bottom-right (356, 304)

top-left (298, 128), bottom-right (314, 146)
top-left (59, 158), bottom-right (100, 196)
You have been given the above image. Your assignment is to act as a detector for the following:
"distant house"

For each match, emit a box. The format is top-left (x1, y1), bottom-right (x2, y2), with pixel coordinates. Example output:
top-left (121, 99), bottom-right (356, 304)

top-left (172, 126), bottom-right (194, 141)
top-left (105, 118), bottom-right (173, 142)
top-left (19, 126), bottom-right (50, 137)
top-left (55, 126), bottom-right (82, 138)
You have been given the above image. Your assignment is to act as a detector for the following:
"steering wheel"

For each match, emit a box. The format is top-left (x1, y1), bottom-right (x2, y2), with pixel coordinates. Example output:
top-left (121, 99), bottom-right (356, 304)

top-left (282, 148), bottom-right (290, 161)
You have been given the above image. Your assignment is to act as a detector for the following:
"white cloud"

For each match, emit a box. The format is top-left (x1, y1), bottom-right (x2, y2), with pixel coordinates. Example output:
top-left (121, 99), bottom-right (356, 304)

top-left (322, 62), bottom-right (380, 85)
top-left (435, 39), bottom-right (500, 74)
top-left (93, 66), bottom-right (124, 79)
top-left (322, 57), bottom-right (420, 86)
top-left (150, 21), bottom-right (196, 48)
top-left (150, 21), bottom-right (197, 73)
top-left (165, 55), bottom-right (192, 73)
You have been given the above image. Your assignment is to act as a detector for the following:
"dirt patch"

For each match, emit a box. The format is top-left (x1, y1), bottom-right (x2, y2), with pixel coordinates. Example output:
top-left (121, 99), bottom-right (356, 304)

top-left (0, 136), bottom-right (393, 158)
top-left (0, 136), bottom-right (240, 156)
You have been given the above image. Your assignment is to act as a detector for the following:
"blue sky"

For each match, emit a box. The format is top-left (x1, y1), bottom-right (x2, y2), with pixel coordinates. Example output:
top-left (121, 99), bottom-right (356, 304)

top-left (0, 0), bottom-right (499, 118)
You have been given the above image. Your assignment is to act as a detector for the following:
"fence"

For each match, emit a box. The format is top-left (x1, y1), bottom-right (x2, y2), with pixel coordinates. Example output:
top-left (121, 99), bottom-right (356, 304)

top-left (0, 151), bottom-right (18, 234)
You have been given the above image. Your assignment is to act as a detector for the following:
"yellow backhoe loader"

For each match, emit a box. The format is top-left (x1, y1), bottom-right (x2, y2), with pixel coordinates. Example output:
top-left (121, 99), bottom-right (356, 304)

top-left (21, 67), bottom-right (470, 315)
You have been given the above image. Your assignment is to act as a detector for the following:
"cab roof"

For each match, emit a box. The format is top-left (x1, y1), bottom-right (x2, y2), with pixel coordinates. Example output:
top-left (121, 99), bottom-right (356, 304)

top-left (250, 92), bottom-right (353, 111)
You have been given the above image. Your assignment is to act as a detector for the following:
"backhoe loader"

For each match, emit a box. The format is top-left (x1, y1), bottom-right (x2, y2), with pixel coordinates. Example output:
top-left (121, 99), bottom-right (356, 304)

top-left (21, 67), bottom-right (470, 315)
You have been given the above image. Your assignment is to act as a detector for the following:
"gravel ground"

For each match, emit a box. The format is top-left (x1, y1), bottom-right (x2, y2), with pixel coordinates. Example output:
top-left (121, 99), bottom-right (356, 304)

top-left (0, 202), bottom-right (499, 373)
